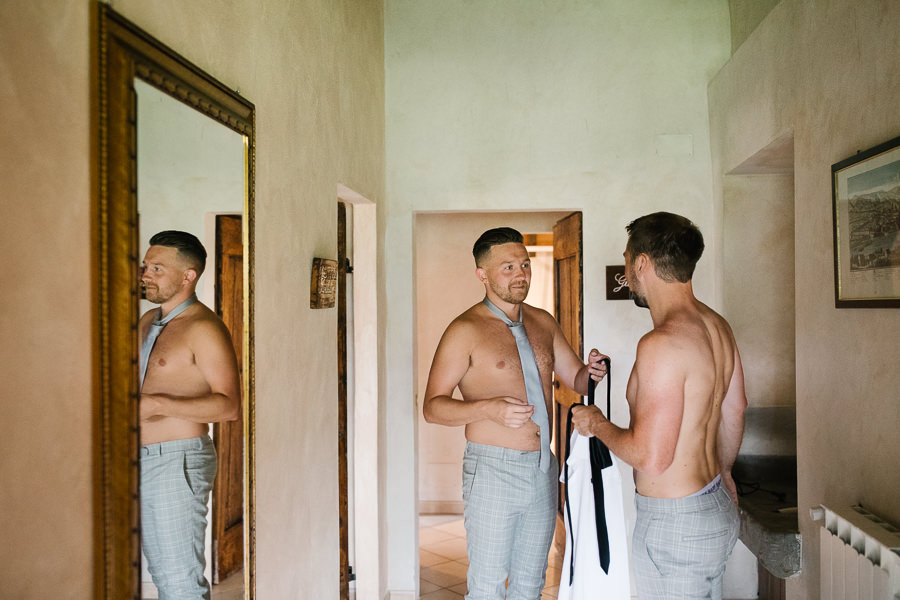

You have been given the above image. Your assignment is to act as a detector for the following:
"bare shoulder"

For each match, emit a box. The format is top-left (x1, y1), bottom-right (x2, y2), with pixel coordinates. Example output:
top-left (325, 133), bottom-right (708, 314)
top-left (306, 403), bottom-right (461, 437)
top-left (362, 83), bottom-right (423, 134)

top-left (183, 305), bottom-right (233, 347)
top-left (442, 303), bottom-right (490, 344)
top-left (521, 303), bottom-right (559, 331)
top-left (637, 327), bottom-right (681, 356)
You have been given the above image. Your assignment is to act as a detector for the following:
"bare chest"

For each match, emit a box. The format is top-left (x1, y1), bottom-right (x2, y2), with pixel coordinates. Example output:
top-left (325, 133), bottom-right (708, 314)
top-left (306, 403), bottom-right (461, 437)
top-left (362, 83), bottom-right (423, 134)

top-left (466, 321), bottom-right (554, 386)
top-left (142, 324), bottom-right (206, 392)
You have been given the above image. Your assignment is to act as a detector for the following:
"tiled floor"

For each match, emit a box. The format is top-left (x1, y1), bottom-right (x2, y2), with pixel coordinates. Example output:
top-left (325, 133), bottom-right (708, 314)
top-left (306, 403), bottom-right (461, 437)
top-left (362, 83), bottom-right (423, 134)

top-left (419, 515), bottom-right (561, 600)
top-left (141, 568), bottom-right (243, 600)
top-left (211, 568), bottom-right (244, 600)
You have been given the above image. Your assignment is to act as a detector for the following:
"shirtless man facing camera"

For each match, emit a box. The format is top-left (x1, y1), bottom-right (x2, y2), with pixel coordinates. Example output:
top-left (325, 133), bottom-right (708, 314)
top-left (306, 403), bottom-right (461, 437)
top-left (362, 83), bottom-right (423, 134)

top-left (424, 227), bottom-right (608, 600)
top-left (572, 212), bottom-right (747, 600)
top-left (139, 230), bottom-right (241, 600)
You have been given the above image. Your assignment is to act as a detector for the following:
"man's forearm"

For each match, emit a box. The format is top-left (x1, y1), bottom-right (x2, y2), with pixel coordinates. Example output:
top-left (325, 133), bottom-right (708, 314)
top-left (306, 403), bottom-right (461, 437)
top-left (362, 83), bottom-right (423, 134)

top-left (423, 395), bottom-right (489, 427)
top-left (584, 412), bottom-right (674, 476)
top-left (573, 364), bottom-right (591, 396)
top-left (144, 393), bottom-right (241, 423)
top-left (590, 419), bottom-right (649, 472)
top-left (717, 404), bottom-right (744, 474)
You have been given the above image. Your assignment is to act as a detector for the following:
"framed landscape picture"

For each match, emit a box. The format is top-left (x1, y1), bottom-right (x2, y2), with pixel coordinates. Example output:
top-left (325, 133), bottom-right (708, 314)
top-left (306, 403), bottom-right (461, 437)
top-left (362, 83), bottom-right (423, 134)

top-left (831, 136), bottom-right (900, 308)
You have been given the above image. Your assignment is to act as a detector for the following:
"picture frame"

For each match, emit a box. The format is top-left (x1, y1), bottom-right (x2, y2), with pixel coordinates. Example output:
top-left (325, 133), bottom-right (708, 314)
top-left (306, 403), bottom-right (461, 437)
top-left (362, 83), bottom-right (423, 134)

top-left (831, 135), bottom-right (900, 308)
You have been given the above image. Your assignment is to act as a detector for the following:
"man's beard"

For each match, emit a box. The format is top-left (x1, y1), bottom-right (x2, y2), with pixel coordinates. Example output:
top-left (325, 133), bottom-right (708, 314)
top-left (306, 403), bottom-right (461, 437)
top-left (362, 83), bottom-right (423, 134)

top-left (630, 290), bottom-right (649, 309)
top-left (627, 263), bottom-right (648, 308)
top-left (493, 281), bottom-right (529, 304)
top-left (143, 284), bottom-right (176, 304)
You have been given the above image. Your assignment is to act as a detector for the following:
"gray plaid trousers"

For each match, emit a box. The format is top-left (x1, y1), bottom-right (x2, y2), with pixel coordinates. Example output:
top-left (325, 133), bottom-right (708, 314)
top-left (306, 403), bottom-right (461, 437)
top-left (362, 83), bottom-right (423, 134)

top-left (462, 441), bottom-right (558, 600)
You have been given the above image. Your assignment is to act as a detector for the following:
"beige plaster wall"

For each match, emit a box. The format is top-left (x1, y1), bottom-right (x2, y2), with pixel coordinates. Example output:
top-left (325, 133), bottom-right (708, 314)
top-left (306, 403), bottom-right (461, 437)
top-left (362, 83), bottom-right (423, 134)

top-left (727, 0), bottom-right (782, 55)
top-left (708, 1), bottom-right (900, 597)
top-left (0, 1), bottom-right (384, 598)
top-left (723, 174), bottom-right (796, 408)
top-left (386, 1), bottom-right (737, 595)
top-left (0, 3), bottom-right (93, 598)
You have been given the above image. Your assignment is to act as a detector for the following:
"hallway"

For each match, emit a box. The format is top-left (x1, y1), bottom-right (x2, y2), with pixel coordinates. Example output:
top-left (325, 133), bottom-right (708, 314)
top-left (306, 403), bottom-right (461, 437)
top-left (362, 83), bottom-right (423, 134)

top-left (419, 515), bottom-right (562, 599)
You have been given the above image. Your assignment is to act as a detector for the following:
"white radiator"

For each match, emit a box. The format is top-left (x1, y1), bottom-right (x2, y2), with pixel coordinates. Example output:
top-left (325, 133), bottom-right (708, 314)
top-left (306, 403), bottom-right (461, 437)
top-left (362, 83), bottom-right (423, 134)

top-left (812, 505), bottom-right (900, 600)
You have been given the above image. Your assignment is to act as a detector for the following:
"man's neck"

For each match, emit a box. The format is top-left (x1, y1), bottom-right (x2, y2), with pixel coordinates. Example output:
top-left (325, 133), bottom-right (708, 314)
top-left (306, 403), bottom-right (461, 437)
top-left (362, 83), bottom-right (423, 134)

top-left (159, 290), bottom-right (196, 319)
top-left (484, 292), bottom-right (523, 322)
top-left (646, 281), bottom-right (697, 328)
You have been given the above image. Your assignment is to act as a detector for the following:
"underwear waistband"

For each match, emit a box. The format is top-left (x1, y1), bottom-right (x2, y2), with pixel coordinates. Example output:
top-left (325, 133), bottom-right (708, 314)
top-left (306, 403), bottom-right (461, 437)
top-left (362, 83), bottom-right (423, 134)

top-left (687, 474), bottom-right (723, 498)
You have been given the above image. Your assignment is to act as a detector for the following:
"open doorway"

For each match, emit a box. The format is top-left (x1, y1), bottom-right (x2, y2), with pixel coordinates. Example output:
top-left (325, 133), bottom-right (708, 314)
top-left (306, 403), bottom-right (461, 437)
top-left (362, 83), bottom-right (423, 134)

top-left (413, 211), bottom-right (581, 597)
top-left (337, 186), bottom-right (380, 600)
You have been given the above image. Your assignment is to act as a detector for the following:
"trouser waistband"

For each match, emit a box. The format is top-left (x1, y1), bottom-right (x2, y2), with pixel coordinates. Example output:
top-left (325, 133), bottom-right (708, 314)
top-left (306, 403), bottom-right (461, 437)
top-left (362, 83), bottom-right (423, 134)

top-left (636, 484), bottom-right (733, 514)
top-left (141, 434), bottom-right (212, 457)
top-left (465, 440), bottom-right (543, 467)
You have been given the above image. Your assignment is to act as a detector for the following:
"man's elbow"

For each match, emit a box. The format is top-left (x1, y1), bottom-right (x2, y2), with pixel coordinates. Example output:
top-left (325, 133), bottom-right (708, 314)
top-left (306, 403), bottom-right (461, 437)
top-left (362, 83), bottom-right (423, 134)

top-left (223, 397), bottom-right (241, 422)
top-left (639, 451), bottom-right (674, 477)
top-left (422, 399), bottom-right (437, 424)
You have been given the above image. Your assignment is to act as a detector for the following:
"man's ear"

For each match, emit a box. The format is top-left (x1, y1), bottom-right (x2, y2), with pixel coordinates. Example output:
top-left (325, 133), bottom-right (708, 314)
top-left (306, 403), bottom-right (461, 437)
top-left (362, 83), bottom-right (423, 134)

top-left (183, 268), bottom-right (199, 285)
top-left (475, 267), bottom-right (487, 284)
top-left (634, 254), bottom-right (650, 277)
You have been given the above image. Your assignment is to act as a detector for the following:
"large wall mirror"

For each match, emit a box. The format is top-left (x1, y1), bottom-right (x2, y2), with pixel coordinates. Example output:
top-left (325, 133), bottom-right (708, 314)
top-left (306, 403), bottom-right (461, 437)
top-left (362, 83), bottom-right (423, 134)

top-left (93, 5), bottom-right (255, 599)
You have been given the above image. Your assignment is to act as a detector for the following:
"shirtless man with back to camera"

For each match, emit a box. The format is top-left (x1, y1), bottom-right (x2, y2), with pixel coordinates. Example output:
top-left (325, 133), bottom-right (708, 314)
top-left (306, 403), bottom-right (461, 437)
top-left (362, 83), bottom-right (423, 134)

top-left (572, 212), bottom-right (747, 599)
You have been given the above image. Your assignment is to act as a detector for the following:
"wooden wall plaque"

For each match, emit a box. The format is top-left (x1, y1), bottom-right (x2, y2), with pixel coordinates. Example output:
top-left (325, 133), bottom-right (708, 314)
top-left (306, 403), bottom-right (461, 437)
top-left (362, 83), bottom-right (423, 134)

top-left (606, 265), bottom-right (630, 300)
top-left (310, 257), bottom-right (338, 308)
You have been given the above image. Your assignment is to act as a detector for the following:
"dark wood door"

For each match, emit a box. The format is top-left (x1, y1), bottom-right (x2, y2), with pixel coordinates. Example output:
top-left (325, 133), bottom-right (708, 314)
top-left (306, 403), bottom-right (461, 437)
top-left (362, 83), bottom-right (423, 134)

top-left (552, 212), bottom-right (583, 519)
top-left (337, 202), bottom-right (351, 599)
top-left (213, 214), bottom-right (244, 583)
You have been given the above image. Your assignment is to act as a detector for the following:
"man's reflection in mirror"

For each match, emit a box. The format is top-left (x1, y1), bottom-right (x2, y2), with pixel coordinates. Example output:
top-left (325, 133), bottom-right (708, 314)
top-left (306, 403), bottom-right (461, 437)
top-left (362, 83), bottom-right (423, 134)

top-left (139, 230), bottom-right (241, 599)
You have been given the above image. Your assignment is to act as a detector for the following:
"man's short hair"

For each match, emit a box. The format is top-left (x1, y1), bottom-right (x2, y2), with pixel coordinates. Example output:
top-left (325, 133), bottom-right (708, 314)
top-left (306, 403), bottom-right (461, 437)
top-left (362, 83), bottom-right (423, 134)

top-left (149, 230), bottom-right (207, 276)
top-left (626, 212), bottom-right (704, 283)
top-left (473, 227), bottom-right (524, 266)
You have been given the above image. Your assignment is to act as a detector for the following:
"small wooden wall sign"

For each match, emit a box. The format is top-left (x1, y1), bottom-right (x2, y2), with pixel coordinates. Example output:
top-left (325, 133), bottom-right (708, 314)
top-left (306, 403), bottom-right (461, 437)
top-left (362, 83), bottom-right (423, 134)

top-left (310, 257), bottom-right (338, 309)
top-left (606, 265), bottom-right (630, 300)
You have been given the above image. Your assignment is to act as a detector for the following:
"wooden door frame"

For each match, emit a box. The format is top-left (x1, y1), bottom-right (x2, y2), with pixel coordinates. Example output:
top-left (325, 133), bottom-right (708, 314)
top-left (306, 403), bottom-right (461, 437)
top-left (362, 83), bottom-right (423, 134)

top-left (213, 214), bottom-right (245, 583)
top-left (551, 212), bottom-right (584, 551)
top-left (92, 5), bottom-right (256, 598)
top-left (338, 202), bottom-right (351, 598)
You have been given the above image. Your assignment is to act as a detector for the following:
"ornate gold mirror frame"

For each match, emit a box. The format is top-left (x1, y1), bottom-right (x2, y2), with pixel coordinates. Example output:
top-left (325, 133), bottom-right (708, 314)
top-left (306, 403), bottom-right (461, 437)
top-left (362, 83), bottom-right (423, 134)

top-left (92, 4), bottom-right (255, 598)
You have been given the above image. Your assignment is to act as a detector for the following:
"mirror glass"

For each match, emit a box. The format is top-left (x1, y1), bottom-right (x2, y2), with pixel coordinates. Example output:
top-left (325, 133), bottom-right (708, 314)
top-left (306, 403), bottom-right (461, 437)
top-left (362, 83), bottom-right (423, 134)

top-left (136, 78), bottom-right (248, 599)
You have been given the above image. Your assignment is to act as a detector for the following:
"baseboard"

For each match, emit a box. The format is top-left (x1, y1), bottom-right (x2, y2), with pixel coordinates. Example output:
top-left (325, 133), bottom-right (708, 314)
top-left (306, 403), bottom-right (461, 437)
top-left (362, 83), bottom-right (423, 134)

top-left (419, 500), bottom-right (464, 514)
top-left (384, 590), bottom-right (415, 600)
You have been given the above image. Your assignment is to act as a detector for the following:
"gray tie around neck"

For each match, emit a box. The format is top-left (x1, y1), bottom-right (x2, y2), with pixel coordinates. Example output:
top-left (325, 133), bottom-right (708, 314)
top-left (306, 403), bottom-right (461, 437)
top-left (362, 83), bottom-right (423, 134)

top-left (482, 296), bottom-right (552, 472)
top-left (140, 294), bottom-right (198, 388)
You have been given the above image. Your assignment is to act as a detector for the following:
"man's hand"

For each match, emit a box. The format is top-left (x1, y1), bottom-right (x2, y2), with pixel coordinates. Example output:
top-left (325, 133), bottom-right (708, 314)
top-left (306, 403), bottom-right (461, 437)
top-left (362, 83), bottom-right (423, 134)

top-left (490, 397), bottom-right (534, 428)
top-left (571, 404), bottom-right (608, 438)
top-left (587, 349), bottom-right (609, 382)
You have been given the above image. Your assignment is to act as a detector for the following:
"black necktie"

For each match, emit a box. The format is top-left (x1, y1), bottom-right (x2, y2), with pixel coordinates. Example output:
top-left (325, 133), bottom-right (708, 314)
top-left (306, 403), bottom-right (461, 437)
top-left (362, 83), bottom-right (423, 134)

top-left (565, 357), bottom-right (613, 580)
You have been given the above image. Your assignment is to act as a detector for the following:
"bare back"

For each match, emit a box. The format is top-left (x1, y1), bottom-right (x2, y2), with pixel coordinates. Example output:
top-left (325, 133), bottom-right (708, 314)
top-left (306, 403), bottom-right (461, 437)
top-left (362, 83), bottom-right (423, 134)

top-left (140, 303), bottom-right (237, 444)
top-left (627, 300), bottom-right (738, 498)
